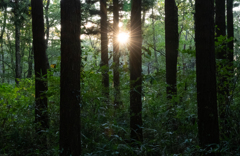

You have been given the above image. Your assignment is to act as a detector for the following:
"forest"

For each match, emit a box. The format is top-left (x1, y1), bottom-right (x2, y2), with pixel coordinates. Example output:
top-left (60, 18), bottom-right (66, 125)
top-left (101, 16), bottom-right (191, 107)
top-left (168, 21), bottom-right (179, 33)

top-left (0, 0), bottom-right (240, 155)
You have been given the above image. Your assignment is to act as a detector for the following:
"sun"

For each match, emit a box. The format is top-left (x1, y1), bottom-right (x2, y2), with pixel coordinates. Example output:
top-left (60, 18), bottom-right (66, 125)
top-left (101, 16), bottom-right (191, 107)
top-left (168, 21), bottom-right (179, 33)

top-left (118, 32), bottom-right (129, 44)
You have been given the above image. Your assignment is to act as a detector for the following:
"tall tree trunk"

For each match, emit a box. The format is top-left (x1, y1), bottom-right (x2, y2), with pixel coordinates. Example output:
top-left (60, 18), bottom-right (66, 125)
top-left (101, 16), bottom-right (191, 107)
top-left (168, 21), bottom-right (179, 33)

top-left (1, 43), bottom-right (4, 83)
top-left (142, 4), bottom-right (146, 28)
top-left (113, 0), bottom-right (120, 108)
top-left (100, 0), bottom-right (109, 102)
top-left (20, 39), bottom-right (25, 78)
top-left (45, 0), bottom-right (50, 48)
top-left (45, 0), bottom-right (50, 69)
top-left (15, 0), bottom-right (21, 85)
top-left (27, 45), bottom-right (33, 78)
top-left (227, 0), bottom-right (234, 68)
top-left (60, 0), bottom-right (81, 155)
top-left (0, 6), bottom-right (7, 83)
top-left (152, 7), bottom-right (158, 72)
top-left (31, 0), bottom-right (49, 149)
top-left (216, 0), bottom-right (228, 139)
top-left (227, 0), bottom-right (234, 100)
top-left (180, 31), bottom-right (188, 103)
top-left (130, 0), bottom-right (142, 143)
top-left (195, 0), bottom-right (220, 153)
top-left (7, 55), bottom-right (9, 83)
top-left (7, 33), bottom-right (14, 75)
top-left (165, 0), bottom-right (178, 100)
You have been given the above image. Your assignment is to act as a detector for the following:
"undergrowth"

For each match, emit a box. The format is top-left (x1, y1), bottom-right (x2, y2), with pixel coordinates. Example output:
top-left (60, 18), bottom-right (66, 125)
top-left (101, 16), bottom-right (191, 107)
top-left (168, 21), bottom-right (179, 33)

top-left (0, 63), bottom-right (240, 156)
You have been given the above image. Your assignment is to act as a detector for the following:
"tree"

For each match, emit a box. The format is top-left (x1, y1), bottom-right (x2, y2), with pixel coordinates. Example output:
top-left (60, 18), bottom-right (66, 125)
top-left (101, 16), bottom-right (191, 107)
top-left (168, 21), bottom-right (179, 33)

top-left (216, 0), bottom-right (226, 46)
top-left (195, 0), bottom-right (220, 153)
top-left (31, 0), bottom-right (49, 148)
top-left (60, 0), bottom-right (81, 155)
top-left (216, 0), bottom-right (228, 139)
top-left (44, 0), bottom-right (50, 69)
top-left (165, 0), bottom-right (178, 100)
top-left (152, 6), bottom-right (158, 71)
top-left (142, 0), bottom-right (155, 27)
top-left (220, 0), bottom-right (235, 139)
top-left (9, 0), bottom-right (30, 84)
top-left (113, 0), bottom-right (120, 108)
top-left (227, 0), bottom-right (234, 69)
top-left (27, 45), bottom-right (33, 78)
top-left (227, 0), bottom-right (234, 108)
top-left (14, 0), bottom-right (21, 85)
top-left (0, 5), bottom-right (7, 83)
top-left (130, 0), bottom-right (142, 143)
top-left (100, 0), bottom-right (109, 101)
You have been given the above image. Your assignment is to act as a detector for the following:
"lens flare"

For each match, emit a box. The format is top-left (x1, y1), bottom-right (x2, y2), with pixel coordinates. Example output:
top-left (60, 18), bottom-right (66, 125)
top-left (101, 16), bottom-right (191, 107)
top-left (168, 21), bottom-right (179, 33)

top-left (118, 32), bottom-right (129, 44)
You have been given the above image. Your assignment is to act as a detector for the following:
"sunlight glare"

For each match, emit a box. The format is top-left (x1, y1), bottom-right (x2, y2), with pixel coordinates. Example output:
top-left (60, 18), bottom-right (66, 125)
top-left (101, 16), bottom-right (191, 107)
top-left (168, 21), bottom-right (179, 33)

top-left (85, 22), bottom-right (93, 28)
top-left (118, 22), bottom-right (123, 27)
top-left (118, 32), bottom-right (129, 44)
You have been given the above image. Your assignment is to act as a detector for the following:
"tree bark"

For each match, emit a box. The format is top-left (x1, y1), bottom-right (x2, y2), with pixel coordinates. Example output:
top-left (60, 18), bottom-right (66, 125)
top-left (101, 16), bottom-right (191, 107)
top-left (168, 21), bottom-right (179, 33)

top-left (31, 0), bottom-right (49, 149)
top-left (1, 43), bottom-right (4, 83)
top-left (227, 0), bottom-right (234, 67)
top-left (130, 0), bottom-right (143, 143)
top-left (195, 0), bottom-right (220, 153)
top-left (152, 7), bottom-right (158, 72)
top-left (165, 0), bottom-right (179, 100)
top-left (113, 0), bottom-right (120, 108)
top-left (15, 0), bottom-right (21, 85)
top-left (216, 0), bottom-right (226, 52)
top-left (60, 0), bottom-right (81, 155)
top-left (7, 33), bottom-right (14, 74)
top-left (100, 0), bottom-right (109, 102)
top-left (0, 6), bottom-right (7, 83)
top-left (227, 0), bottom-right (234, 102)
top-left (27, 45), bottom-right (33, 78)
top-left (216, 0), bottom-right (228, 139)
top-left (142, 2), bottom-right (146, 28)
top-left (45, 0), bottom-right (50, 69)
top-left (20, 37), bottom-right (25, 78)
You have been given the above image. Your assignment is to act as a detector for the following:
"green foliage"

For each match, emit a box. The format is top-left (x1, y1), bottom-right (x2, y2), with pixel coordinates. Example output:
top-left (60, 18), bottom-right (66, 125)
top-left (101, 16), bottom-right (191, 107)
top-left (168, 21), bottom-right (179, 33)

top-left (179, 48), bottom-right (196, 57)
top-left (123, 0), bottom-right (131, 12)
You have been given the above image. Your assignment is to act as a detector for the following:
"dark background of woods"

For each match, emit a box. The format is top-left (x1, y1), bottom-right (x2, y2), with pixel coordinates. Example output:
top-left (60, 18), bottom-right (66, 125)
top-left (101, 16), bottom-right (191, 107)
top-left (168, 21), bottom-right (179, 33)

top-left (0, 0), bottom-right (240, 155)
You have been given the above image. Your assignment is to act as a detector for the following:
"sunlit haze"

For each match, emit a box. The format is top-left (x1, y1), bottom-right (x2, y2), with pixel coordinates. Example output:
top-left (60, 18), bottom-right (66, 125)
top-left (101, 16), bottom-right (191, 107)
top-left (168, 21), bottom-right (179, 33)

top-left (118, 32), bottom-right (129, 44)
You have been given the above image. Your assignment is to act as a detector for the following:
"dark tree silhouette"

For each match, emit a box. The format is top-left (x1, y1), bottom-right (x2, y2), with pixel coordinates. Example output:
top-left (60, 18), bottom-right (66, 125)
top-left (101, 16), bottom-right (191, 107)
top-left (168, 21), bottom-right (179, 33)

top-left (195, 0), bottom-right (220, 153)
top-left (0, 5), bottom-right (7, 83)
top-left (60, 0), bottom-right (81, 155)
top-left (15, 0), bottom-right (21, 85)
top-left (216, 0), bottom-right (226, 42)
top-left (165, 0), bottom-right (178, 100)
top-left (152, 6), bottom-right (158, 71)
top-left (130, 0), bottom-right (143, 143)
top-left (227, 0), bottom-right (234, 69)
top-left (216, 0), bottom-right (228, 139)
top-left (227, 0), bottom-right (234, 107)
top-left (27, 46), bottom-right (33, 78)
top-left (44, 0), bottom-right (50, 69)
top-left (113, 0), bottom-right (120, 108)
top-left (220, 0), bottom-right (234, 139)
top-left (31, 0), bottom-right (49, 148)
top-left (100, 0), bottom-right (109, 101)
